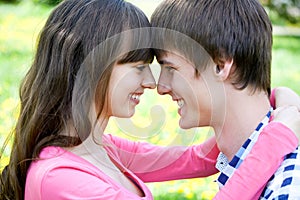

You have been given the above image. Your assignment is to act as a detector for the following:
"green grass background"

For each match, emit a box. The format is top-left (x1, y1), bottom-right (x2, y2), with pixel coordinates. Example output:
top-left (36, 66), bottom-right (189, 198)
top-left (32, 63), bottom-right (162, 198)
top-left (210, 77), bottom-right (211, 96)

top-left (0, 1), bottom-right (300, 199)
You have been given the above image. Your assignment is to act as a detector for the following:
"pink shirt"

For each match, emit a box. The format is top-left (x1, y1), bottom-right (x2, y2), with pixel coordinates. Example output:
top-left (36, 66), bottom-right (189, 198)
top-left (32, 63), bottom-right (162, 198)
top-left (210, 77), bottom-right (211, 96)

top-left (25, 135), bottom-right (219, 200)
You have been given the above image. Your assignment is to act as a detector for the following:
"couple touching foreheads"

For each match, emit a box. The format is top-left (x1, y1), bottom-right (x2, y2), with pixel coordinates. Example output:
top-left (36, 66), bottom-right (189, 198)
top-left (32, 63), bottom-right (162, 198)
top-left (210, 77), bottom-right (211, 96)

top-left (1, 0), bottom-right (300, 199)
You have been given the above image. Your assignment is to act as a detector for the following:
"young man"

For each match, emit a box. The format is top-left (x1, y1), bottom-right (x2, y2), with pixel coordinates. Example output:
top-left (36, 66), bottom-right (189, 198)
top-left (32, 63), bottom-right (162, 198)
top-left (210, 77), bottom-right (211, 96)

top-left (151, 0), bottom-right (300, 199)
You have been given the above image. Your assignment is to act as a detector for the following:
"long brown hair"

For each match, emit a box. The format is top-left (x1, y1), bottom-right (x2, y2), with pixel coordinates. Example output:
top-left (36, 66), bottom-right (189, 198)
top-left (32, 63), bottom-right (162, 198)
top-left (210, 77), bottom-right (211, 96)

top-left (0, 0), bottom-right (153, 199)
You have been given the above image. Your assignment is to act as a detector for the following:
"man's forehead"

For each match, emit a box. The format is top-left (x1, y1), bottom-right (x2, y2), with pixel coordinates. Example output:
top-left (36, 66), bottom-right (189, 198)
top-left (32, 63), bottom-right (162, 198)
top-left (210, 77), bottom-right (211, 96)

top-left (157, 51), bottom-right (191, 65)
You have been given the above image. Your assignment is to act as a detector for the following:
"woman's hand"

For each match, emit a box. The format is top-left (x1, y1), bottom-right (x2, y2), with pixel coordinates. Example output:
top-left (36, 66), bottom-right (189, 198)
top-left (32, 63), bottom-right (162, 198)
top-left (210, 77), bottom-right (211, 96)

top-left (275, 87), bottom-right (300, 111)
top-left (272, 87), bottom-right (300, 140)
top-left (273, 105), bottom-right (300, 140)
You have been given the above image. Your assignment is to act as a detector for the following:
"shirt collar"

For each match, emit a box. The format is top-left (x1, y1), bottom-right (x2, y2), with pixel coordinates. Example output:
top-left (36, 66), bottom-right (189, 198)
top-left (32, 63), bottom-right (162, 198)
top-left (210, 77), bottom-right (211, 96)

top-left (216, 108), bottom-right (272, 188)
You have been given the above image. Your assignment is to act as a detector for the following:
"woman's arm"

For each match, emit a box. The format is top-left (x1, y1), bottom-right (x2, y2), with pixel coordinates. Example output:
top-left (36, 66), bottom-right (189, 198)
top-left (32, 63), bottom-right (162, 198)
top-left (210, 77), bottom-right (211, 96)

top-left (103, 134), bottom-right (219, 182)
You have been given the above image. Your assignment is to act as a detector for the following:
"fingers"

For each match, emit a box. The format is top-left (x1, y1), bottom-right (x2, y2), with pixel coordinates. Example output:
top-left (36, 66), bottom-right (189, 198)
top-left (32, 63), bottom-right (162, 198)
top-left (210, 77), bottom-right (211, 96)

top-left (275, 87), bottom-right (300, 111)
top-left (272, 106), bottom-right (300, 139)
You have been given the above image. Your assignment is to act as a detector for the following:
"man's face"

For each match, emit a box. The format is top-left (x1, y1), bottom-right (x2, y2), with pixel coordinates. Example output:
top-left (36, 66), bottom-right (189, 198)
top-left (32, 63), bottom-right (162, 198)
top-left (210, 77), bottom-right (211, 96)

top-left (156, 52), bottom-right (216, 129)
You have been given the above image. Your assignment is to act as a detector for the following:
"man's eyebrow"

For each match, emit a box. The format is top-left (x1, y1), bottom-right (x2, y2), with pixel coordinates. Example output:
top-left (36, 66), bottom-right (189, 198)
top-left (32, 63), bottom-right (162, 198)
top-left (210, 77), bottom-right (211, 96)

top-left (158, 59), bottom-right (174, 65)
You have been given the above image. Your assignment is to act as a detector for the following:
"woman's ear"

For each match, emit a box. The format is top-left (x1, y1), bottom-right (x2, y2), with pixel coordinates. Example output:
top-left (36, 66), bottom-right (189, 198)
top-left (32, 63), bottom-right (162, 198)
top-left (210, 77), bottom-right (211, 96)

top-left (215, 58), bottom-right (234, 81)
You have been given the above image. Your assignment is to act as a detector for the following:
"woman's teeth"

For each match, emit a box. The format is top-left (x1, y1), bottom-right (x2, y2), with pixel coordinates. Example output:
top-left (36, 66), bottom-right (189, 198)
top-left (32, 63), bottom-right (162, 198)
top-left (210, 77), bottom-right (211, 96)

top-left (131, 94), bottom-right (140, 101)
top-left (177, 99), bottom-right (184, 108)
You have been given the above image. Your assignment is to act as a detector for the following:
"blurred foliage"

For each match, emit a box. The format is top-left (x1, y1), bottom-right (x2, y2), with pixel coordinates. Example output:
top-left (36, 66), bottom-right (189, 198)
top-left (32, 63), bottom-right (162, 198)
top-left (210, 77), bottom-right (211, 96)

top-left (32, 0), bottom-right (61, 6)
top-left (0, 0), bottom-right (61, 6)
top-left (0, 0), bottom-right (20, 4)
top-left (261, 0), bottom-right (300, 25)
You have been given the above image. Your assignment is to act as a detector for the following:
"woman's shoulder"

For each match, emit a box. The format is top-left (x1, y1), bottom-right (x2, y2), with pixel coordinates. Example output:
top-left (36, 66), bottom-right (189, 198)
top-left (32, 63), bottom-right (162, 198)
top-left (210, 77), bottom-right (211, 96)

top-left (27, 146), bottom-right (100, 176)
top-left (25, 146), bottom-right (109, 199)
top-left (32, 146), bottom-right (85, 166)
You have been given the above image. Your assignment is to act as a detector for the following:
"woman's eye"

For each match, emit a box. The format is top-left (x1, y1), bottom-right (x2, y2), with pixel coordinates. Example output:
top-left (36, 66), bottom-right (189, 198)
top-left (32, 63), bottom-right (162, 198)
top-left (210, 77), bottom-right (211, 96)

top-left (136, 65), bottom-right (146, 71)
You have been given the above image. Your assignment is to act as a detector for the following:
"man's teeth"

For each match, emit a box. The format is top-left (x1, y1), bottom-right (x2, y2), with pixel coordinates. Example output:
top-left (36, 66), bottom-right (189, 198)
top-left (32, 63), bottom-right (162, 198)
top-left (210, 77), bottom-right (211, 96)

top-left (131, 94), bottom-right (140, 101)
top-left (177, 99), bottom-right (184, 108)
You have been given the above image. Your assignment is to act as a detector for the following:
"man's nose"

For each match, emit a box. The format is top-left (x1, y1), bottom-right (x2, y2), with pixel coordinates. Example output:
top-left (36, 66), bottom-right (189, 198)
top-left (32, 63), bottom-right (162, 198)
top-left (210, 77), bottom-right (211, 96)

top-left (157, 82), bottom-right (171, 95)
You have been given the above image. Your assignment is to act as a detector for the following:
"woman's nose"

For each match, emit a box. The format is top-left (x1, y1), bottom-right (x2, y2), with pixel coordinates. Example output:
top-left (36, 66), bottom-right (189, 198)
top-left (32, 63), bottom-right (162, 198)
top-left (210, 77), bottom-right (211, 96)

top-left (142, 70), bottom-right (156, 89)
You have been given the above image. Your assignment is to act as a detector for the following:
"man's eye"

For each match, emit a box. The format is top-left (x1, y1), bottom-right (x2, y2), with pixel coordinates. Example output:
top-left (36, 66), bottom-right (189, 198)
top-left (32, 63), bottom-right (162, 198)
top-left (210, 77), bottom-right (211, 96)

top-left (165, 66), bottom-right (175, 71)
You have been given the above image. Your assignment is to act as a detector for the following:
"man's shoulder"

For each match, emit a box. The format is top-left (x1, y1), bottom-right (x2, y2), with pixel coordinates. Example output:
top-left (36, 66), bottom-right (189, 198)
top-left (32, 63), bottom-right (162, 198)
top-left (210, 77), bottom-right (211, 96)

top-left (260, 147), bottom-right (300, 199)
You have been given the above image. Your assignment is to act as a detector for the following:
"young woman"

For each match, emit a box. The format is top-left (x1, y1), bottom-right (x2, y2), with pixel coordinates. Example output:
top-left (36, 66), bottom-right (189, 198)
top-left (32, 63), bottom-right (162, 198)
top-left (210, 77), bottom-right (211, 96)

top-left (0, 0), bottom-right (299, 199)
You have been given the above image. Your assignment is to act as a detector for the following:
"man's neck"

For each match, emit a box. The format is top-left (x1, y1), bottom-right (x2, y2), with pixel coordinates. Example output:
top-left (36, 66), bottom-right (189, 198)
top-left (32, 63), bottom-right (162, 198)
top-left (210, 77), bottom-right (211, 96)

top-left (213, 87), bottom-right (270, 161)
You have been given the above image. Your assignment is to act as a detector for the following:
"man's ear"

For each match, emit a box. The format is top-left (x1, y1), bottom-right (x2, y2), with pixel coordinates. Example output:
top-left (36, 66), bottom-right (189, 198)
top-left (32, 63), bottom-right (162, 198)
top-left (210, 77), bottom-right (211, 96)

top-left (214, 58), bottom-right (234, 81)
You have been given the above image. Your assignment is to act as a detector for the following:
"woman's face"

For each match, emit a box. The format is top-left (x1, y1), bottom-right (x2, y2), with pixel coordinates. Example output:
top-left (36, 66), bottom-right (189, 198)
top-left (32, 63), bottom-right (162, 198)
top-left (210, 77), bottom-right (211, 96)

top-left (105, 61), bottom-right (156, 118)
